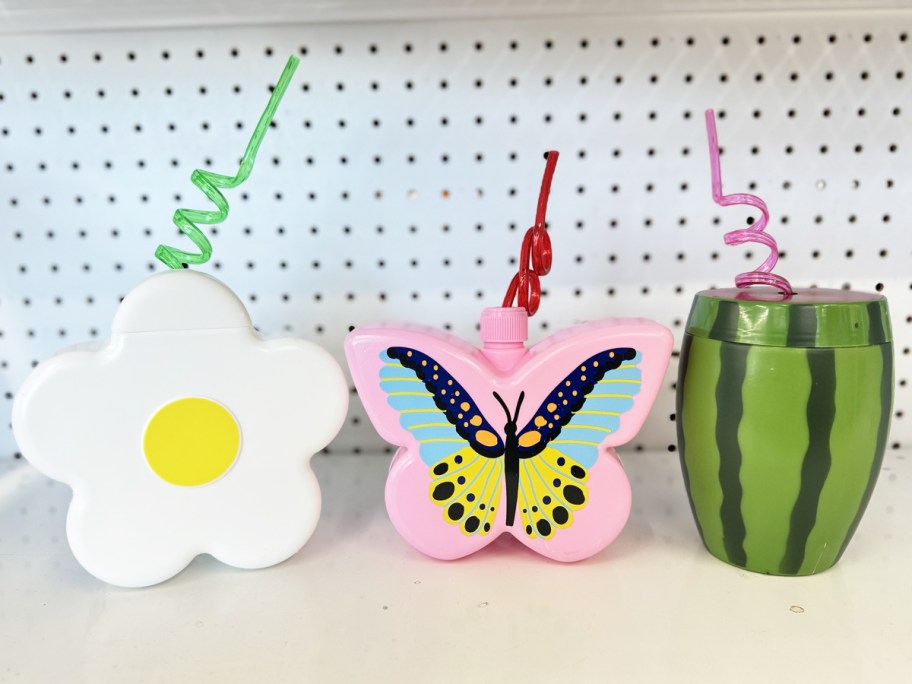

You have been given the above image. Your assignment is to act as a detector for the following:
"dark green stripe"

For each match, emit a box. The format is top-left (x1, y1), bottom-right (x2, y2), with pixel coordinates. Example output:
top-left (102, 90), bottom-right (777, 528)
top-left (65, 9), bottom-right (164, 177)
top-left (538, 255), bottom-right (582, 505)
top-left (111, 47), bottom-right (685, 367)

top-left (786, 305), bottom-right (818, 348)
top-left (834, 342), bottom-right (893, 563)
top-left (715, 341), bottom-right (748, 566)
top-left (866, 300), bottom-right (887, 346)
top-left (709, 300), bottom-right (740, 343)
top-left (676, 334), bottom-right (706, 545)
top-left (780, 348), bottom-right (837, 574)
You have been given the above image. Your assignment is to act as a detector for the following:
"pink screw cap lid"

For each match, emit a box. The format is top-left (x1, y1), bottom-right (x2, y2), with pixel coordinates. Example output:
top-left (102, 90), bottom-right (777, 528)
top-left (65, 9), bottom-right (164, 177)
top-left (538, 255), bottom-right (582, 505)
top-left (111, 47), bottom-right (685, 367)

top-left (479, 307), bottom-right (528, 345)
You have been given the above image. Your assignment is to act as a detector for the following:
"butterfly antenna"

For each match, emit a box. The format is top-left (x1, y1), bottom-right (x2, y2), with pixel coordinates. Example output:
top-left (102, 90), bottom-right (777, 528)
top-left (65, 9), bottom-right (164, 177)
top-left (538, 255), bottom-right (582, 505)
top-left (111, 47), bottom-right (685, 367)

top-left (492, 391), bottom-right (512, 423)
top-left (512, 391), bottom-right (525, 423)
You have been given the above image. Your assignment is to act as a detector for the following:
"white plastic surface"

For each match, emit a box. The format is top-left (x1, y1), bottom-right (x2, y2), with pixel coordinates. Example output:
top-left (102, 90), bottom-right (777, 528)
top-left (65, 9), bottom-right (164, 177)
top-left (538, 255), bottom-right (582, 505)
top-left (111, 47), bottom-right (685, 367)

top-left (0, 449), bottom-right (909, 682)
top-left (2, 11), bottom-right (912, 462)
top-left (112, 269), bottom-right (252, 332)
top-left (11, 270), bottom-right (349, 586)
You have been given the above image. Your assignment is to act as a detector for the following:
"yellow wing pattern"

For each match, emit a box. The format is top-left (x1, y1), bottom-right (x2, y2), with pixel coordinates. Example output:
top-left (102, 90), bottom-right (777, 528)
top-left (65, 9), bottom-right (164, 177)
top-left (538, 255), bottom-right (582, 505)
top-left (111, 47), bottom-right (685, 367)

top-left (428, 447), bottom-right (503, 536)
top-left (516, 447), bottom-right (590, 539)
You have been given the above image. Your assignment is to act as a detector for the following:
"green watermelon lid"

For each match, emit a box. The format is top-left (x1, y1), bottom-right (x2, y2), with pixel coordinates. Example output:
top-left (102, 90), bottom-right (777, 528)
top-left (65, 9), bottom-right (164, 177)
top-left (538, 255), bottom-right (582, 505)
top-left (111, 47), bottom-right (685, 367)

top-left (686, 287), bottom-right (892, 348)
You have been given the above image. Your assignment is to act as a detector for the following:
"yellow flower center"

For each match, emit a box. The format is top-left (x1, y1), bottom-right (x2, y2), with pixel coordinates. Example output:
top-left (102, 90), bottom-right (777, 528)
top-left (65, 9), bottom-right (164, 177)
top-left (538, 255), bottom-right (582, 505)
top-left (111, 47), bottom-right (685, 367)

top-left (143, 397), bottom-right (240, 486)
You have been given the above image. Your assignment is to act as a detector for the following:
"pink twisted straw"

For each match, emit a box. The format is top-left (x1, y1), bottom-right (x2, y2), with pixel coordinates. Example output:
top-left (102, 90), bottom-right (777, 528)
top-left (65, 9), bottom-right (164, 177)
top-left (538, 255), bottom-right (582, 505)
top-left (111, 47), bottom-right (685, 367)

top-left (704, 109), bottom-right (793, 296)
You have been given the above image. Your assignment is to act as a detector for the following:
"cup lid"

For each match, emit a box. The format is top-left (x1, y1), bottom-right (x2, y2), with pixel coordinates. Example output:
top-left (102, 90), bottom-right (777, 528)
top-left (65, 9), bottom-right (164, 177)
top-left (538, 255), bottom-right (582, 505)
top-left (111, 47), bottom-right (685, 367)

top-left (686, 287), bottom-right (891, 347)
top-left (479, 307), bottom-right (528, 345)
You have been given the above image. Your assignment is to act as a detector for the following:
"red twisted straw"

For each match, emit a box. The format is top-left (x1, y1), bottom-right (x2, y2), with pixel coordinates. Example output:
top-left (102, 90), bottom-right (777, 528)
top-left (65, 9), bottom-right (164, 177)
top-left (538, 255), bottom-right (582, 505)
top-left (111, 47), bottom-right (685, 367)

top-left (502, 151), bottom-right (558, 315)
top-left (705, 110), bottom-right (793, 296)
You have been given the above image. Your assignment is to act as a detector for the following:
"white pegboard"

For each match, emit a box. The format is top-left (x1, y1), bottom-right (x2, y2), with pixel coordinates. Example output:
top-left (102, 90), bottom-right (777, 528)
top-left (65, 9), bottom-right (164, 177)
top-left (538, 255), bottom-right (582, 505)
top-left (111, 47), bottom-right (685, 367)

top-left (2, 11), bottom-right (912, 460)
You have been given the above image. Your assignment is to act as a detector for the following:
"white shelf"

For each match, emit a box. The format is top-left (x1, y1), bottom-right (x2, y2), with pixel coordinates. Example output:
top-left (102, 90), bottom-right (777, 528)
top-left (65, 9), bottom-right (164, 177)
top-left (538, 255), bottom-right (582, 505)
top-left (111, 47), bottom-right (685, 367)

top-left (1, 1), bottom-right (907, 35)
top-left (1, 449), bottom-right (909, 682)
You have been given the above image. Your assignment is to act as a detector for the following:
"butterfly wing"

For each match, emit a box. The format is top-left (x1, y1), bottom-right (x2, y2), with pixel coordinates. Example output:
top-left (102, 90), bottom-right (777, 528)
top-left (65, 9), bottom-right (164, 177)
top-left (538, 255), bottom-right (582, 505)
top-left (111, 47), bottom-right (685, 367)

top-left (508, 348), bottom-right (637, 540)
top-left (504, 321), bottom-right (672, 560)
top-left (515, 446), bottom-right (590, 538)
top-left (514, 444), bottom-right (631, 560)
top-left (513, 347), bottom-right (640, 463)
top-left (380, 347), bottom-right (505, 536)
top-left (346, 328), bottom-right (509, 559)
top-left (382, 346), bottom-right (504, 460)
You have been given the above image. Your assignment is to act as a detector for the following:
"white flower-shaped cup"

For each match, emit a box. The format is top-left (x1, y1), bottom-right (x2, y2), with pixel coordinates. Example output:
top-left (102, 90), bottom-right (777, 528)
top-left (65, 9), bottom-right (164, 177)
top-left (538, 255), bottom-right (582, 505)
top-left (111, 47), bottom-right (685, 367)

top-left (12, 269), bottom-right (348, 587)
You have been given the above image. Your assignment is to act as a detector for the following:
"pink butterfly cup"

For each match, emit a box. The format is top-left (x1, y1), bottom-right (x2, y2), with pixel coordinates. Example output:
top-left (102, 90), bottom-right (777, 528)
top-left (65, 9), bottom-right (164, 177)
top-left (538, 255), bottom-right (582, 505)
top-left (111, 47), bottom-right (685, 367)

top-left (345, 153), bottom-right (673, 562)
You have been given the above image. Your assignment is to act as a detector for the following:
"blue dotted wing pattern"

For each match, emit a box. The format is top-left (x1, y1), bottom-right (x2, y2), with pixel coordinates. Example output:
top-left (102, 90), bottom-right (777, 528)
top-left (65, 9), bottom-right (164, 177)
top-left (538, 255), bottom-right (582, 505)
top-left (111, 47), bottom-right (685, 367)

top-left (514, 348), bottom-right (642, 468)
top-left (379, 347), bottom-right (505, 465)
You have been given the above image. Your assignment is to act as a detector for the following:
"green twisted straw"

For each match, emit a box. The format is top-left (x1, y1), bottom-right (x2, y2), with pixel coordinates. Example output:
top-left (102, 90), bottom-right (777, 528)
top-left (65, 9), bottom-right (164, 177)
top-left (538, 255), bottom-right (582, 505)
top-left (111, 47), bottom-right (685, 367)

top-left (155, 55), bottom-right (299, 268)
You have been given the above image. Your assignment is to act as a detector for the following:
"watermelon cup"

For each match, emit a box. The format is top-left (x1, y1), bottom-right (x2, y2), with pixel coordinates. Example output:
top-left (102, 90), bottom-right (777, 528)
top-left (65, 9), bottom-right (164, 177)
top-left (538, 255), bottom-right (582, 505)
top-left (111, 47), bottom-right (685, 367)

top-left (677, 288), bottom-right (893, 575)
top-left (675, 111), bottom-right (895, 575)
